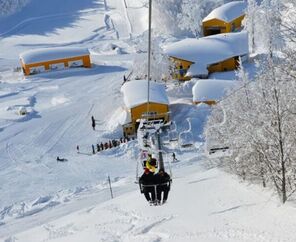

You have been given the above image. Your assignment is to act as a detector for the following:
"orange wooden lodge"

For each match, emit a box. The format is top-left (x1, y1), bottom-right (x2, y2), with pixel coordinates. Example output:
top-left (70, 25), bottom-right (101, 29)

top-left (121, 80), bottom-right (170, 137)
top-left (202, 1), bottom-right (246, 37)
top-left (20, 47), bottom-right (91, 76)
top-left (192, 79), bottom-right (237, 105)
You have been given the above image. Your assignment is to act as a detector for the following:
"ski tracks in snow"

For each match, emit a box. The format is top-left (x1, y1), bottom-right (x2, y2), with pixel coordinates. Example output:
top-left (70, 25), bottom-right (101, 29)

top-left (90, 205), bottom-right (173, 242)
top-left (0, 10), bottom-right (101, 38)
top-left (105, 0), bottom-right (133, 39)
top-left (95, 205), bottom-right (291, 242)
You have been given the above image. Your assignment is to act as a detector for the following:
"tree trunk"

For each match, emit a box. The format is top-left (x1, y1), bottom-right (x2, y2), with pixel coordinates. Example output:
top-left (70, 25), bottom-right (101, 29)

top-left (274, 88), bottom-right (287, 203)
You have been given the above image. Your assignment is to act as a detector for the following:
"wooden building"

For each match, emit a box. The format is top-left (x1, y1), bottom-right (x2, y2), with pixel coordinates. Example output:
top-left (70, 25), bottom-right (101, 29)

top-left (192, 79), bottom-right (237, 105)
top-left (165, 32), bottom-right (249, 80)
top-left (20, 47), bottom-right (91, 76)
top-left (121, 80), bottom-right (170, 137)
top-left (202, 1), bottom-right (246, 36)
top-left (169, 57), bottom-right (193, 81)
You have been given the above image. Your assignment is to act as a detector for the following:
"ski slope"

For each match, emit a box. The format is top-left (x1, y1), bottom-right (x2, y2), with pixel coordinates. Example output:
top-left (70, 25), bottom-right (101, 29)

top-left (5, 161), bottom-right (296, 242)
top-left (1, 0), bottom-right (296, 241)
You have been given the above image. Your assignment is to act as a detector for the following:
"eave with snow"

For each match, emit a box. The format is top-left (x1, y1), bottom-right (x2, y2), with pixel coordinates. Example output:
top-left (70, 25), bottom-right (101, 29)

top-left (19, 47), bottom-right (91, 76)
top-left (202, 1), bottom-right (247, 36)
top-left (192, 79), bottom-right (238, 105)
top-left (165, 31), bottom-right (249, 80)
top-left (120, 80), bottom-right (170, 137)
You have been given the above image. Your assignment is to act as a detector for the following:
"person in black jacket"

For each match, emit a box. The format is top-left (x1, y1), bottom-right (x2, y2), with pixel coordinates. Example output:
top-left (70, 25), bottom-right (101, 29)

top-left (155, 169), bottom-right (171, 204)
top-left (139, 168), bottom-right (156, 203)
top-left (91, 116), bottom-right (96, 130)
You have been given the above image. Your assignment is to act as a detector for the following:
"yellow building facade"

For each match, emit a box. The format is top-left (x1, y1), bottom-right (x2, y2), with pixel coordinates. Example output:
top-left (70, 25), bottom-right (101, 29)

top-left (207, 57), bottom-right (239, 73)
top-left (202, 1), bottom-right (246, 36)
top-left (121, 80), bottom-right (170, 137)
top-left (170, 57), bottom-right (193, 81)
top-left (123, 102), bottom-right (170, 137)
top-left (165, 31), bottom-right (248, 81)
top-left (20, 47), bottom-right (91, 76)
top-left (203, 15), bottom-right (245, 36)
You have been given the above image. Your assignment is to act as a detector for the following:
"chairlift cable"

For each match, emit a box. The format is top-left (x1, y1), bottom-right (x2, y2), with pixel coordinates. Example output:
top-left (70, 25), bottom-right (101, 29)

top-left (146, 0), bottom-right (152, 118)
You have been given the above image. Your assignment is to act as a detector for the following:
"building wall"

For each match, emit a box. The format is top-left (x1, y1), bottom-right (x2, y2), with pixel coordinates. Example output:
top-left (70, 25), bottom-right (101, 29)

top-left (123, 123), bottom-right (135, 138)
top-left (208, 57), bottom-right (237, 73)
top-left (131, 103), bottom-right (169, 123)
top-left (202, 15), bottom-right (245, 36)
top-left (170, 57), bottom-right (194, 81)
top-left (21, 55), bottom-right (91, 76)
top-left (202, 19), bottom-right (228, 36)
top-left (123, 102), bottom-right (170, 137)
top-left (193, 100), bottom-right (217, 106)
top-left (230, 15), bottom-right (245, 32)
top-left (169, 56), bottom-right (241, 81)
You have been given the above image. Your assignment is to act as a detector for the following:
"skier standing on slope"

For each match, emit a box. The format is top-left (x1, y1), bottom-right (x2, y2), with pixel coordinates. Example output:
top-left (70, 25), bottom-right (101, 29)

top-left (91, 116), bottom-right (96, 130)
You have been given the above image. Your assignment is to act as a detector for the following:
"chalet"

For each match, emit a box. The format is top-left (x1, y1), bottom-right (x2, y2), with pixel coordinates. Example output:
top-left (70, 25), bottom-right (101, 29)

top-left (121, 80), bottom-right (170, 137)
top-left (192, 79), bottom-right (237, 105)
top-left (165, 31), bottom-right (249, 80)
top-left (19, 47), bottom-right (91, 76)
top-left (202, 1), bottom-right (247, 36)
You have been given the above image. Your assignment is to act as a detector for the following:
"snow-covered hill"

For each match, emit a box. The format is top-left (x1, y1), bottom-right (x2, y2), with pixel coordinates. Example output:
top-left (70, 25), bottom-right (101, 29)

top-left (1, 0), bottom-right (296, 241)
top-left (5, 160), bottom-right (296, 242)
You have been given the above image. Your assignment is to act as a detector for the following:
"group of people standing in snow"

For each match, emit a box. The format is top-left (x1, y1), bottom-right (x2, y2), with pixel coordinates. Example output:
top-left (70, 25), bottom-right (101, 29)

top-left (91, 138), bottom-right (131, 154)
top-left (139, 154), bottom-right (171, 205)
top-left (73, 114), bottom-right (136, 155)
top-left (76, 137), bottom-right (134, 155)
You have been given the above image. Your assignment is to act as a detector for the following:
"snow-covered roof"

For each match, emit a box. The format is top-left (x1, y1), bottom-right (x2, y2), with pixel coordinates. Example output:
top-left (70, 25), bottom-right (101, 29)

top-left (192, 79), bottom-right (238, 102)
top-left (186, 63), bottom-right (209, 77)
top-left (165, 32), bottom-right (248, 76)
top-left (20, 47), bottom-right (90, 64)
top-left (121, 80), bottom-right (169, 109)
top-left (203, 1), bottom-right (247, 23)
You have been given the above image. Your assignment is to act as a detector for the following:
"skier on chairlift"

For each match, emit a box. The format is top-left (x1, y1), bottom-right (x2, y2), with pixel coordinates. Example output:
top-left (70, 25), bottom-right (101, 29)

top-left (155, 168), bottom-right (171, 204)
top-left (139, 168), bottom-right (156, 204)
top-left (146, 156), bottom-right (157, 173)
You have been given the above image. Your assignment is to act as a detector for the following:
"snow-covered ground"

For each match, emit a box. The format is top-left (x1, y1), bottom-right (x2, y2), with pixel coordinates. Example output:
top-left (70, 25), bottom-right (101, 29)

top-left (5, 160), bottom-right (296, 242)
top-left (1, 0), bottom-right (296, 241)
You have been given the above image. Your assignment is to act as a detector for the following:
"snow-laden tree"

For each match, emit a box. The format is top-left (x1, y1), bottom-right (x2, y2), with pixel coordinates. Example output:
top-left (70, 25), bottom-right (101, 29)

top-left (177, 0), bottom-right (223, 37)
top-left (243, 0), bottom-right (260, 53)
top-left (205, 0), bottom-right (296, 203)
top-left (281, 2), bottom-right (296, 47)
top-left (132, 32), bottom-right (172, 81)
top-left (205, 56), bottom-right (296, 203)
top-left (258, 0), bottom-right (284, 58)
top-left (0, 0), bottom-right (30, 17)
top-left (152, 0), bottom-right (182, 36)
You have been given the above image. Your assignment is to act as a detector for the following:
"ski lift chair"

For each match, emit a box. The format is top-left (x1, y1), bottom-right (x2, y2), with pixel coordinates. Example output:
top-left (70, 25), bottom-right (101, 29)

top-left (138, 149), bottom-right (173, 205)
top-left (139, 177), bottom-right (172, 205)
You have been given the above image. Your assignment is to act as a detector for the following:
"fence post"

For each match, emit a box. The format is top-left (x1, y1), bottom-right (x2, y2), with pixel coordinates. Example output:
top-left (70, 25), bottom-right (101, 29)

top-left (108, 175), bottom-right (114, 199)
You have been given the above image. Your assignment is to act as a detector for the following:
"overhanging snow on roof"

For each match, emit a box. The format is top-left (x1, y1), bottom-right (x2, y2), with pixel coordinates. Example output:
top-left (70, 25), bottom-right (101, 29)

top-left (186, 63), bottom-right (209, 78)
top-left (121, 80), bottom-right (169, 109)
top-left (192, 79), bottom-right (238, 102)
top-left (20, 47), bottom-right (90, 64)
top-left (203, 1), bottom-right (247, 23)
top-left (165, 32), bottom-right (249, 75)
